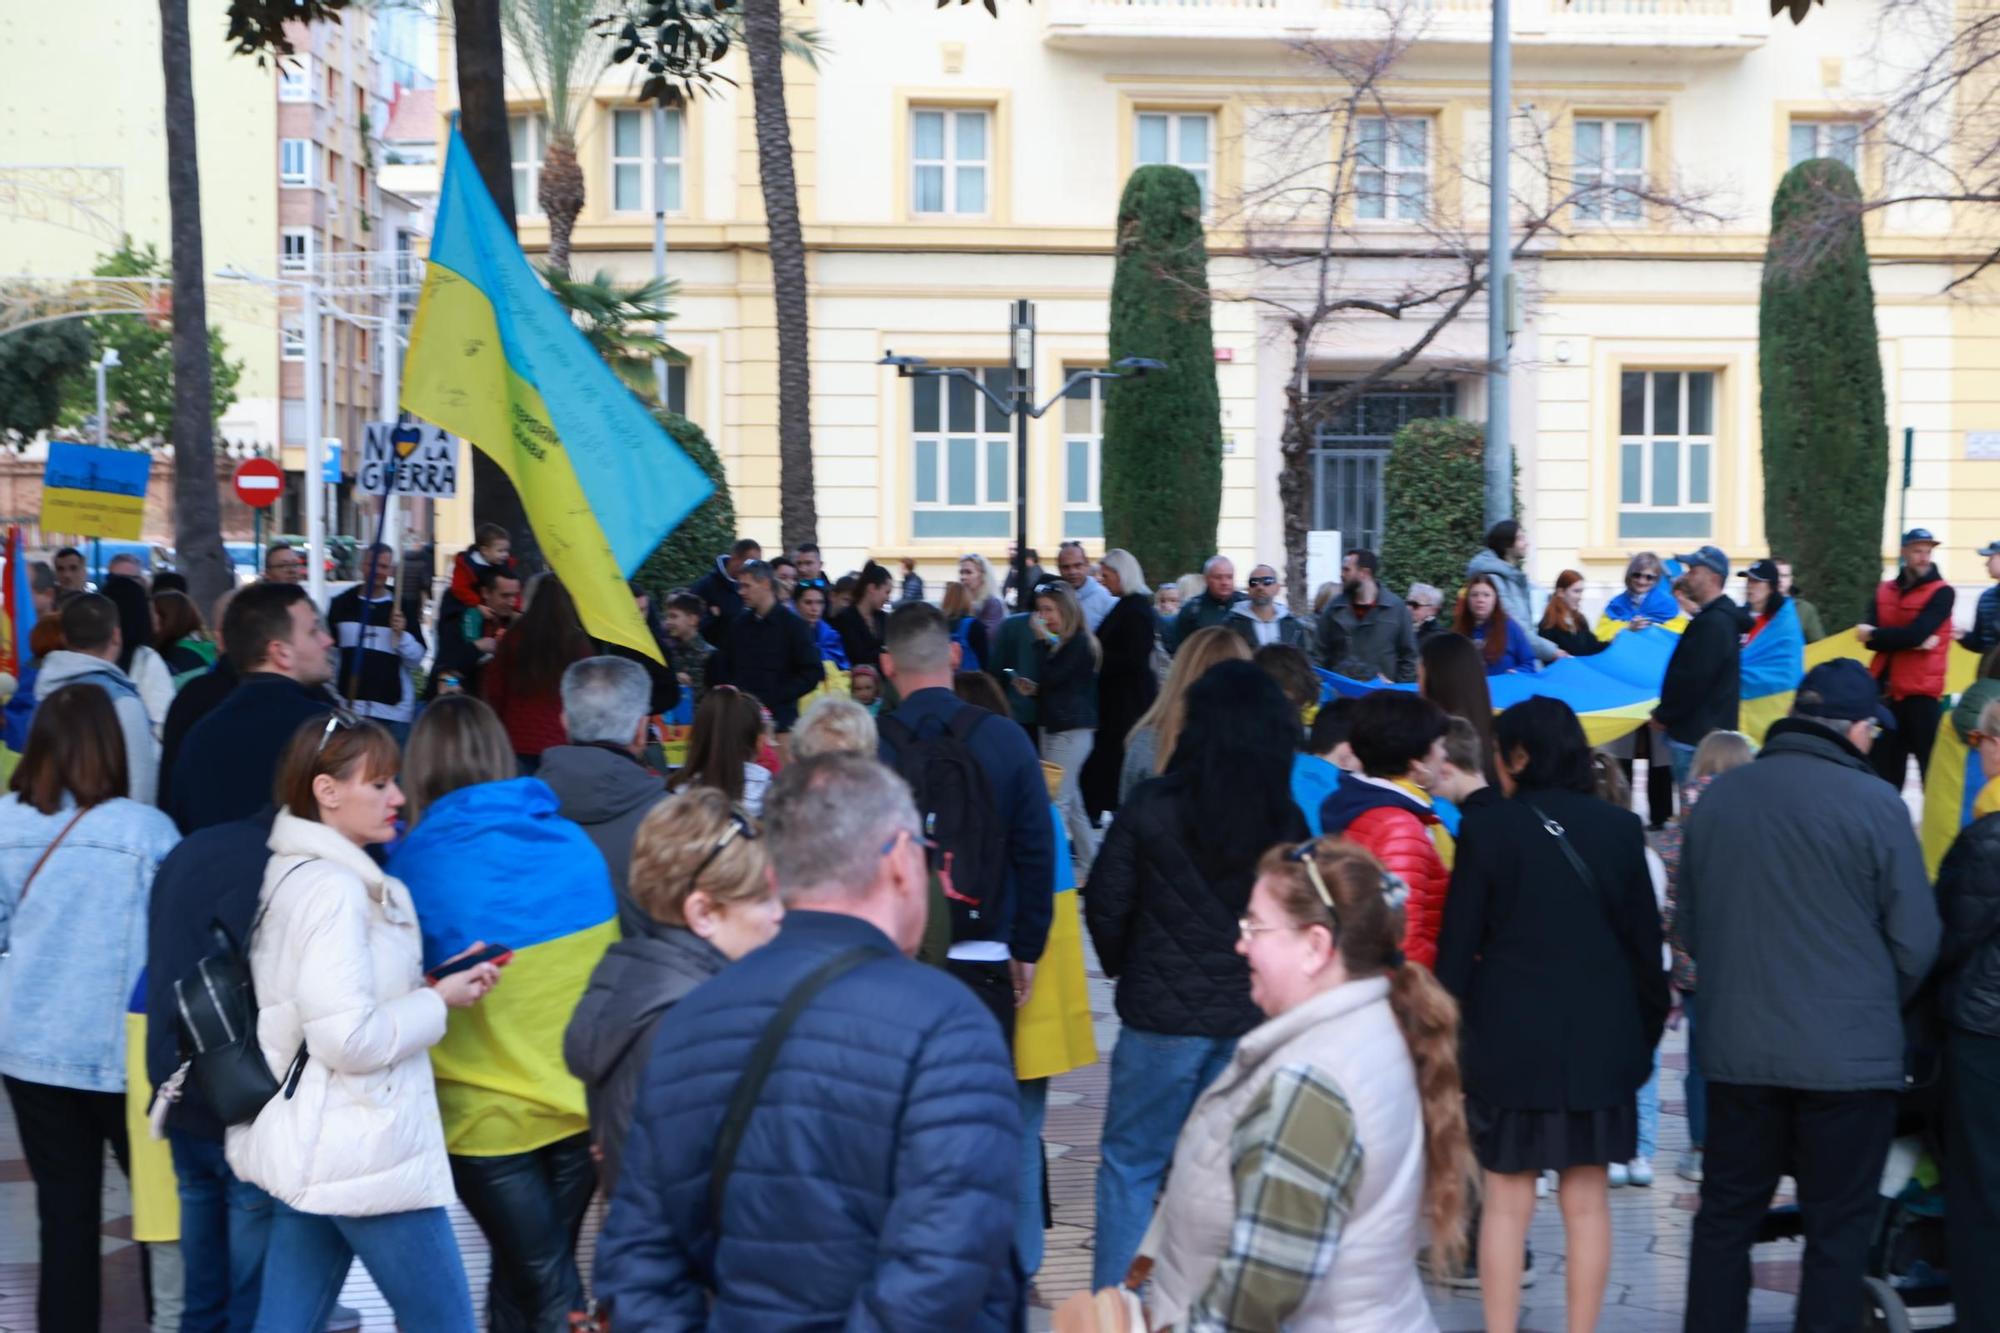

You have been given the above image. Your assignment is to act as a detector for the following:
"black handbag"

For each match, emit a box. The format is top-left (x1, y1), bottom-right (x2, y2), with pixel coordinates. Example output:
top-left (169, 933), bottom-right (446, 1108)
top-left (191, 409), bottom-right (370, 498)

top-left (171, 861), bottom-right (312, 1126)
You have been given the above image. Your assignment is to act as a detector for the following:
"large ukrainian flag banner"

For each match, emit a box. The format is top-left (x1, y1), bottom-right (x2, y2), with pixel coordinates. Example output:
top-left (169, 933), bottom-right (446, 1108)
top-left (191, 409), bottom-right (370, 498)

top-left (402, 126), bottom-right (713, 661)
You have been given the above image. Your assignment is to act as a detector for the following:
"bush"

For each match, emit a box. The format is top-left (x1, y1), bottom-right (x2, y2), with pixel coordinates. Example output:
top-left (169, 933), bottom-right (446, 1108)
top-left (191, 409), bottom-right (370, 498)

top-left (635, 409), bottom-right (735, 594)
top-left (1102, 165), bottom-right (1223, 587)
top-left (1760, 159), bottom-right (1886, 635)
top-left (1380, 417), bottom-right (1510, 602)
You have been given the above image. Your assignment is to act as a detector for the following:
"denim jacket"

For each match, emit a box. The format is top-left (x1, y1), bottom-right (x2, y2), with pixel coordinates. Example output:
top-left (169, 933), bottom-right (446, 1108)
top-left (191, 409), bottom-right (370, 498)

top-left (0, 795), bottom-right (181, 1092)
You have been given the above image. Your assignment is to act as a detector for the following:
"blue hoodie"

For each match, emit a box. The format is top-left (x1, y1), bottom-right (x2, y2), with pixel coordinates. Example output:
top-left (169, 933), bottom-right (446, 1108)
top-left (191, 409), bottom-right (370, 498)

top-left (1602, 583), bottom-right (1682, 627)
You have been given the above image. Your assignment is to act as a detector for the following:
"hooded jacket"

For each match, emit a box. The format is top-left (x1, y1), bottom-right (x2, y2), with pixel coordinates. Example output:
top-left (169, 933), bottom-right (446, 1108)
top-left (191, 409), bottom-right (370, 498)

top-left (1320, 774), bottom-right (1450, 968)
top-left (1229, 601), bottom-right (1313, 654)
top-left (561, 928), bottom-right (727, 1193)
top-left (1465, 548), bottom-right (1559, 664)
top-left (1678, 719), bottom-right (1941, 1091)
top-left (36, 649), bottom-right (160, 806)
top-left (226, 811), bottom-right (454, 1217)
top-left (536, 743), bottom-right (670, 938)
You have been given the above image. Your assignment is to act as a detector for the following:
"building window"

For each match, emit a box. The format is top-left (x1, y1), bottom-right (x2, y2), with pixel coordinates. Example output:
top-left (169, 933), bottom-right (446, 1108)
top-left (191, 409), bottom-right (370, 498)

top-left (1136, 111), bottom-right (1213, 208)
top-left (1308, 382), bottom-right (1455, 552)
top-left (1356, 116), bottom-right (1429, 221)
top-left (1574, 118), bottom-right (1647, 223)
top-left (911, 107), bottom-right (989, 217)
top-left (282, 399), bottom-right (306, 444)
top-left (280, 228), bottom-right (314, 275)
top-left (282, 316), bottom-right (305, 361)
top-left (910, 368), bottom-right (1012, 538)
top-left (1062, 371), bottom-right (1105, 540)
top-left (280, 138), bottom-right (312, 187)
top-left (611, 107), bottom-right (686, 213)
top-left (666, 362), bottom-right (688, 417)
top-left (1789, 120), bottom-right (1860, 170)
top-left (1618, 370), bottom-right (1716, 540)
top-left (279, 56), bottom-right (312, 102)
top-left (509, 113), bottom-right (545, 217)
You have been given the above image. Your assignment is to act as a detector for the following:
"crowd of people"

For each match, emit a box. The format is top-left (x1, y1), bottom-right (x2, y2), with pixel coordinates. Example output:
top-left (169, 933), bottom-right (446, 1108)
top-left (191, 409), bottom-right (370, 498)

top-left (0, 519), bottom-right (1996, 1333)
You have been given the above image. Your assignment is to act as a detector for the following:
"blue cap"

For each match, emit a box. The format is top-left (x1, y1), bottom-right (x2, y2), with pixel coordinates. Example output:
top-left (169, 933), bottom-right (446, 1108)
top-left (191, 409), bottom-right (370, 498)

top-left (1794, 659), bottom-right (1896, 730)
top-left (1902, 528), bottom-right (1938, 547)
top-left (1738, 558), bottom-right (1779, 583)
top-left (1673, 545), bottom-right (1730, 578)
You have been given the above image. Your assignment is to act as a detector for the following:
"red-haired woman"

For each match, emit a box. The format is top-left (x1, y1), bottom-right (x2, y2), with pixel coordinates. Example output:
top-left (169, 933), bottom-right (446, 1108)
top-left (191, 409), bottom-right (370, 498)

top-left (1453, 574), bottom-right (1536, 676)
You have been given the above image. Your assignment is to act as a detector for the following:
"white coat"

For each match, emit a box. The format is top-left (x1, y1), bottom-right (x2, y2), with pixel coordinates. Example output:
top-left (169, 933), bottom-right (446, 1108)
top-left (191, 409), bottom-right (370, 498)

top-left (225, 810), bottom-right (454, 1217)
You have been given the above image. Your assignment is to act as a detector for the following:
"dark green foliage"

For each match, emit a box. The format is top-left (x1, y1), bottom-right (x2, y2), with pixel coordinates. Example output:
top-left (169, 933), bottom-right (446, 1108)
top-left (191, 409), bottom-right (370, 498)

top-left (1380, 417), bottom-right (1513, 601)
top-left (224, 0), bottom-right (351, 60)
top-left (0, 319), bottom-right (95, 446)
top-left (1760, 159), bottom-right (1886, 636)
top-left (1102, 165), bottom-right (1222, 587)
top-left (636, 409), bottom-right (735, 594)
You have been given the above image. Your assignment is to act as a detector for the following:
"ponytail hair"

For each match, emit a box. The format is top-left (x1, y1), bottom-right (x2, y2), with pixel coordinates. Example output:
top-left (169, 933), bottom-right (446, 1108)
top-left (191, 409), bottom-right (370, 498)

top-left (1256, 840), bottom-right (1479, 1276)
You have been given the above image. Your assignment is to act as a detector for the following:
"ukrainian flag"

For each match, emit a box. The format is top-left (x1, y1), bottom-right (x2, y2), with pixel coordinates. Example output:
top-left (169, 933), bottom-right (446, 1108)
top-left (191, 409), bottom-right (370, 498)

top-left (125, 973), bottom-right (179, 1244)
top-left (387, 777), bottom-right (619, 1156)
top-left (1735, 601), bottom-right (1807, 745)
top-left (1015, 806), bottom-right (1098, 1082)
top-left (402, 126), bottom-right (714, 662)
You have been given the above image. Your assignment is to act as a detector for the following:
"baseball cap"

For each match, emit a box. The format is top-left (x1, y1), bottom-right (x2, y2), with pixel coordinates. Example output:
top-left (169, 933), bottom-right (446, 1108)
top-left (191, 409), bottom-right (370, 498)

top-left (1793, 659), bottom-right (1896, 730)
top-left (1672, 545), bottom-right (1730, 578)
top-left (1737, 558), bottom-right (1779, 584)
top-left (1902, 528), bottom-right (1938, 547)
top-left (1977, 540), bottom-right (2000, 558)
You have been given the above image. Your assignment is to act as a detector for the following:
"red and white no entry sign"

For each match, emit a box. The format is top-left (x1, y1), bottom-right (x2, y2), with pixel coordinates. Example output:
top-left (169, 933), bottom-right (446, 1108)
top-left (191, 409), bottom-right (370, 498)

top-left (233, 457), bottom-right (285, 510)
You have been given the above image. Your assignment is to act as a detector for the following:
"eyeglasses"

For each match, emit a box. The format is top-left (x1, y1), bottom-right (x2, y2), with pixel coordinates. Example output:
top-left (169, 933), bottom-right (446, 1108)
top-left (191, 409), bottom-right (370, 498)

top-left (314, 707), bottom-right (358, 754)
top-left (1973, 730), bottom-right (2000, 747)
top-left (878, 828), bottom-right (939, 861)
top-left (687, 810), bottom-right (759, 899)
top-left (1630, 573), bottom-right (1659, 584)
top-left (1247, 576), bottom-right (1278, 587)
top-left (1238, 915), bottom-right (1305, 941)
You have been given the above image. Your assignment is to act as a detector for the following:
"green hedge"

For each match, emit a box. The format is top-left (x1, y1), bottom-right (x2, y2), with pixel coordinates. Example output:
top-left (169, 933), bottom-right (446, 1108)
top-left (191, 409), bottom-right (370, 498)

top-left (1759, 159), bottom-right (1886, 634)
top-left (1380, 417), bottom-right (1511, 601)
top-left (636, 409), bottom-right (736, 594)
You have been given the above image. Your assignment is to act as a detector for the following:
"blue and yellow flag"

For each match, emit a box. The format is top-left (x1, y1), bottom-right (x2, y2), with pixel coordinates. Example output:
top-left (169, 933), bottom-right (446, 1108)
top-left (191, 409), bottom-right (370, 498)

top-left (402, 126), bottom-right (714, 662)
top-left (1016, 806), bottom-right (1098, 1082)
top-left (1735, 602), bottom-right (1807, 744)
top-left (125, 973), bottom-right (179, 1243)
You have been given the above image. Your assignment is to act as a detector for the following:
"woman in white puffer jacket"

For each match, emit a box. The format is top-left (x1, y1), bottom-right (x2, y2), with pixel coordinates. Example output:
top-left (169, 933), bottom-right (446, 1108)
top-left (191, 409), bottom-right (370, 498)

top-left (226, 713), bottom-right (501, 1333)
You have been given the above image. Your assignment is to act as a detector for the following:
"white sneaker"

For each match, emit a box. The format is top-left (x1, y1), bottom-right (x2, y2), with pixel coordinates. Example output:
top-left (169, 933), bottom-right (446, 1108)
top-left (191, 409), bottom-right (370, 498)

top-left (1627, 1157), bottom-right (1655, 1187)
top-left (1535, 1171), bottom-right (1549, 1198)
top-left (1676, 1149), bottom-right (1704, 1183)
top-left (1609, 1162), bottom-right (1630, 1187)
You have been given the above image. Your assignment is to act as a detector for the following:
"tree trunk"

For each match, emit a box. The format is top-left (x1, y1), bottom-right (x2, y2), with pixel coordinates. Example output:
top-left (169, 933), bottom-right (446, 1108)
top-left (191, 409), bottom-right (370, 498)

top-left (742, 0), bottom-right (817, 553)
top-left (157, 0), bottom-right (230, 616)
top-left (1278, 325), bottom-right (1314, 609)
top-left (539, 134), bottom-right (584, 278)
top-left (452, 0), bottom-right (540, 571)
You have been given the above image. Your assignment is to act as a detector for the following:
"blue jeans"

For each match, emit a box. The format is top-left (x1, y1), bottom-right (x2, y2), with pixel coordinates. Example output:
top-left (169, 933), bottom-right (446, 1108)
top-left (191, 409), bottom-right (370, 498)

top-left (1092, 1027), bottom-right (1237, 1290)
top-left (1669, 739), bottom-right (1698, 794)
top-left (168, 1130), bottom-right (273, 1332)
top-left (253, 1202), bottom-right (474, 1333)
top-left (1685, 991), bottom-right (1709, 1148)
top-left (1017, 1079), bottom-right (1049, 1278)
top-left (1637, 1046), bottom-right (1661, 1160)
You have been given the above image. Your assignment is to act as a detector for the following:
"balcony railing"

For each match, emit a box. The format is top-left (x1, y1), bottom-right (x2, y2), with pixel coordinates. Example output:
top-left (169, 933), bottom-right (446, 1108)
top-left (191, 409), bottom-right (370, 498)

top-left (1044, 0), bottom-right (1766, 47)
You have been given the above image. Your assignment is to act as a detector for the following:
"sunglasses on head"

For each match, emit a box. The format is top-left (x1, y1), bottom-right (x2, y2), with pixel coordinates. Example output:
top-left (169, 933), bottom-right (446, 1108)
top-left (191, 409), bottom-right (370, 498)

top-left (314, 707), bottom-right (360, 755)
top-left (687, 809), bottom-right (759, 900)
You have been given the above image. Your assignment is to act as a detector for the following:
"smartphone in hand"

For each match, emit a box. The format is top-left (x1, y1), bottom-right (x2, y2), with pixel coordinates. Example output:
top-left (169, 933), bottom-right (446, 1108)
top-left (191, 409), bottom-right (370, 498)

top-left (427, 943), bottom-right (513, 982)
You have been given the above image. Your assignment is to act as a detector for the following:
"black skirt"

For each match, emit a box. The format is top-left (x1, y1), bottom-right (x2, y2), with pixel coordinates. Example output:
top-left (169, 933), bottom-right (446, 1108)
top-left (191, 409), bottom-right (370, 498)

top-left (1467, 1096), bottom-right (1637, 1174)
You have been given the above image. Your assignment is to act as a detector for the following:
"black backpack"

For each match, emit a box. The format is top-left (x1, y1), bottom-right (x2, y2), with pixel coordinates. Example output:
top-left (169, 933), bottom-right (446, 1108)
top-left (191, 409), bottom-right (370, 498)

top-left (878, 707), bottom-right (1008, 957)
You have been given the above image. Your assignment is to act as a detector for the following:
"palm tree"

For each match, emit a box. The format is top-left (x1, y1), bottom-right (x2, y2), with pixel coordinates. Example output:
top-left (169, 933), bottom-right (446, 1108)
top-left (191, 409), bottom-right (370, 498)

top-left (501, 0), bottom-right (620, 276)
top-left (540, 266), bottom-right (682, 402)
top-left (158, 0), bottom-right (231, 613)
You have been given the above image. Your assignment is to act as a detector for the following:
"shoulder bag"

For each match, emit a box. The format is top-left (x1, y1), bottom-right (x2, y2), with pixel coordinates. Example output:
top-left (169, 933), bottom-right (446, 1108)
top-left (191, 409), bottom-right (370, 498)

top-left (0, 806), bottom-right (91, 959)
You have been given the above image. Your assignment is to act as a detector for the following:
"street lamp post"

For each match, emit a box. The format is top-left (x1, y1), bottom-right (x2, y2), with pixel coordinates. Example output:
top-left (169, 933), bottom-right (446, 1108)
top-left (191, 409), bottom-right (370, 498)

top-left (94, 346), bottom-right (120, 446)
top-left (881, 301), bottom-right (1163, 608)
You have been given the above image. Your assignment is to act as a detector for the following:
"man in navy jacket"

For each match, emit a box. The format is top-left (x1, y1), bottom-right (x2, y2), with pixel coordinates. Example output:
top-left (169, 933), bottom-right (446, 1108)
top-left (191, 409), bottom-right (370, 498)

top-left (597, 753), bottom-right (1021, 1329)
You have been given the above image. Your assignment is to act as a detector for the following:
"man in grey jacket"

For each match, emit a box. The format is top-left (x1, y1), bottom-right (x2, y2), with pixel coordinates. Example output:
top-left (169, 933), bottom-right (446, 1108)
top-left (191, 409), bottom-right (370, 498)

top-left (1677, 659), bottom-right (1941, 1333)
top-left (539, 656), bottom-right (670, 938)
top-left (1313, 549), bottom-right (1417, 682)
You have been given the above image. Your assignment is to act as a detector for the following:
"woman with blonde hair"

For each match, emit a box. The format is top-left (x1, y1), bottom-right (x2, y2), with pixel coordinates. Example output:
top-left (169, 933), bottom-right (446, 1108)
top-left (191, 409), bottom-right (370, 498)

top-left (790, 696), bottom-right (878, 760)
top-left (564, 788), bottom-right (782, 1193)
top-left (941, 580), bottom-right (990, 671)
top-left (1060, 840), bottom-right (1475, 1331)
top-left (957, 552), bottom-right (1006, 638)
top-left (1019, 581), bottom-right (1101, 875)
top-left (1118, 625), bottom-right (1251, 803)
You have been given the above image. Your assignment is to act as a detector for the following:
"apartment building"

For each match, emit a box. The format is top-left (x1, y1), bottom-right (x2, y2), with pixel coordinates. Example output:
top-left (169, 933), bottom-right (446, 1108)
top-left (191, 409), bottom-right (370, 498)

top-left (453, 1), bottom-right (2000, 591)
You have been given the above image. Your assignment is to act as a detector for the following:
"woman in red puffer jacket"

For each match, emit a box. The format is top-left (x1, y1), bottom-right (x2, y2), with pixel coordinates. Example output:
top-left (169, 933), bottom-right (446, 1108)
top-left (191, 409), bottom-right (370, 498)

top-left (1317, 691), bottom-right (1453, 967)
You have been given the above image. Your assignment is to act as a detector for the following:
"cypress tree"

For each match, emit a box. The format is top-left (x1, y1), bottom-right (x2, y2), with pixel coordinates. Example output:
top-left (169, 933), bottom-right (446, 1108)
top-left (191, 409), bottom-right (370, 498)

top-left (638, 409), bottom-right (736, 593)
top-left (1760, 159), bottom-right (1886, 635)
top-left (1102, 165), bottom-right (1222, 586)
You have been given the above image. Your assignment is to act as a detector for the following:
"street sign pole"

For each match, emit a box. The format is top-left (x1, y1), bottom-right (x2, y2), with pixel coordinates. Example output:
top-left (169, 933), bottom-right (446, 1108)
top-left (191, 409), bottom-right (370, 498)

top-left (304, 285), bottom-right (326, 609)
top-left (1010, 299), bottom-right (1034, 608)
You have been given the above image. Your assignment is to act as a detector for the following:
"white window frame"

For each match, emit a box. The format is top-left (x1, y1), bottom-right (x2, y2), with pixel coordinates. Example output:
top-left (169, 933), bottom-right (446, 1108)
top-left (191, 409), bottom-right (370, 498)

top-left (1061, 370), bottom-right (1106, 540)
top-left (509, 112), bottom-right (545, 218)
top-left (1788, 119), bottom-right (1861, 171)
top-left (278, 55), bottom-right (312, 103)
top-left (909, 367), bottom-right (1015, 539)
top-left (1354, 116), bottom-right (1430, 222)
top-left (610, 107), bottom-right (687, 215)
top-left (1574, 117), bottom-right (1648, 224)
top-left (1135, 111), bottom-right (1214, 209)
top-left (910, 107), bottom-right (991, 218)
top-left (1617, 369), bottom-right (1717, 541)
top-left (280, 138), bottom-right (312, 188)
top-left (282, 315), bottom-right (306, 361)
top-left (279, 227), bottom-right (314, 275)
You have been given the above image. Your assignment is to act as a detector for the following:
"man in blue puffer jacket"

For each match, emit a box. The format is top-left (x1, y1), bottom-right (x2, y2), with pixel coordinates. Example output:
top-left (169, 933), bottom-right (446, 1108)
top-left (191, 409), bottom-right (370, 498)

top-left (597, 752), bottom-right (1022, 1331)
